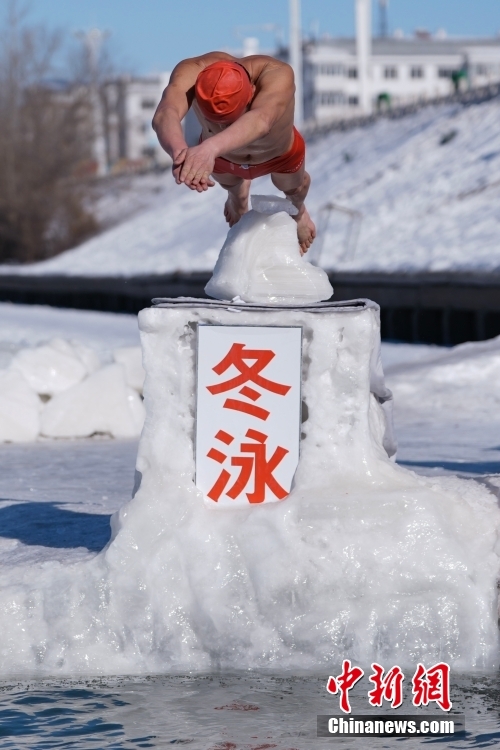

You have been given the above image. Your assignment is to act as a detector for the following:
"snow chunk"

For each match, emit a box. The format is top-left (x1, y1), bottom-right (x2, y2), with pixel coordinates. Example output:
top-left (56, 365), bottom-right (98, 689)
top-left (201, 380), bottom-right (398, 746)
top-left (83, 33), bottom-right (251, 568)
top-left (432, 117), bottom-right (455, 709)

top-left (40, 363), bottom-right (145, 438)
top-left (10, 338), bottom-right (99, 396)
top-left (113, 347), bottom-right (145, 393)
top-left (0, 370), bottom-right (40, 442)
top-left (205, 210), bottom-right (333, 304)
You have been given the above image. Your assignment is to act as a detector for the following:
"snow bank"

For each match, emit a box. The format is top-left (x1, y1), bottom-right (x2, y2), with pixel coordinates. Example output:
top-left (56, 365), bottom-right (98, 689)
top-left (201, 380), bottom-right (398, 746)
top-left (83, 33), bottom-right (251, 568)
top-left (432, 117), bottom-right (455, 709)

top-left (10, 338), bottom-right (99, 396)
top-left (387, 334), bottom-right (500, 423)
top-left (41, 364), bottom-right (145, 439)
top-left (0, 334), bottom-right (145, 442)
top-left (4, 98), bottom-right (500, 276)
top-left (0, 301), bottom-right (498, 675)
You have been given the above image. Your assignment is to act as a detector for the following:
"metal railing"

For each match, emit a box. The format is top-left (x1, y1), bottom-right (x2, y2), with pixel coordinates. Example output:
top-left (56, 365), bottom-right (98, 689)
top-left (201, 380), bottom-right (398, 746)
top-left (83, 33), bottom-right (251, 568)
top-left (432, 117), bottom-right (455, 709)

top-left (309, 202), bottom-right (363, 266)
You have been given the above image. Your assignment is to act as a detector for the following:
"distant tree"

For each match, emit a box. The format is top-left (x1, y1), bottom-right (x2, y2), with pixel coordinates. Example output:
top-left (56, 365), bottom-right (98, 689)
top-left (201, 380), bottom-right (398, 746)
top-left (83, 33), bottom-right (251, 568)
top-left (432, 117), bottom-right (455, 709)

top-left (0, 3), bottom-right (98, 264)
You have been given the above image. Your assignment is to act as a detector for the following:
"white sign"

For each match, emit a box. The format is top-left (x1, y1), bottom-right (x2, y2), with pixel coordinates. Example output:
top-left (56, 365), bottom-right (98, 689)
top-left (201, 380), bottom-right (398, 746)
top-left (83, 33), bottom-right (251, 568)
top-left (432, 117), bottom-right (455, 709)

top-left (196, 325), bottom-right (302, 508)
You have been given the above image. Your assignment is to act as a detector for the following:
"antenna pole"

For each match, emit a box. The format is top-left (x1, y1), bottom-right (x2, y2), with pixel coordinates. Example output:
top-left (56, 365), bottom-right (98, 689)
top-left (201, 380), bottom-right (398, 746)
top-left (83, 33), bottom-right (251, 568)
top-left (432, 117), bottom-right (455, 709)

top-left (289, 0), bottom-right (303, 127)
top-left (379, 0), bottom-right (388, 38)
top-left (356, 0), bottom-right (372, 115)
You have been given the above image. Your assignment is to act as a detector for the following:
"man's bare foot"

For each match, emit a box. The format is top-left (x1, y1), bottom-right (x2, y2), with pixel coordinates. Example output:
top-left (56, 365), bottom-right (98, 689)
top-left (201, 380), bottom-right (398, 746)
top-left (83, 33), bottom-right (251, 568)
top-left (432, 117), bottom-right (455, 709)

top-left (294, 206), bottom-right (316, 255)
top-left (224, 193), bottom-right (249, 227)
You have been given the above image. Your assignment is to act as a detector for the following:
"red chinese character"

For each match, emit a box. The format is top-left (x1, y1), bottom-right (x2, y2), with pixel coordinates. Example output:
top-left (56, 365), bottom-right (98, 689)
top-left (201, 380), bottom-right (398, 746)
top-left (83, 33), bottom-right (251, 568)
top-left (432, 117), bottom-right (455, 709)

top-left (368, 663), bottom-right (404, 709)
top-left (412, 663), bottom-right (452, 711)
top-left (326, 660), bottom-right (364, 714)
top-left (206, 344), bottom-right (290, 421)
top-left (207, 429), bottom-right (289, 503)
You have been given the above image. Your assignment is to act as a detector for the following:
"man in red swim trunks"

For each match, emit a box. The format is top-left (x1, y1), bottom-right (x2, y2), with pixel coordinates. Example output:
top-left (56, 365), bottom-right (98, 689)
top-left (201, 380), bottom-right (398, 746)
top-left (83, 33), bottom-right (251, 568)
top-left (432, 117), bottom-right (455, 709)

top-left (153, 51), bottom-right (316, 253)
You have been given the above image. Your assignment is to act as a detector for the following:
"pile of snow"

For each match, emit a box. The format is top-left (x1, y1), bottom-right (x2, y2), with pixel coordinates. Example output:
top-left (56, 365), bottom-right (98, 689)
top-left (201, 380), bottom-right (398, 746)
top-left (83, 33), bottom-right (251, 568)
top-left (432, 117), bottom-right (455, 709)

top-left (383, 335), bottom-right (500, 470)
top-left (0, 302), bottom-right (498, 675)
top-left (3, 97), bottom-right (500, 276)
top-left (386, 335), bottom-right (500, 422)
top-left (0, 337), bottom-right (145, 442)
top-left (205, 202), bottom-right (332, 303)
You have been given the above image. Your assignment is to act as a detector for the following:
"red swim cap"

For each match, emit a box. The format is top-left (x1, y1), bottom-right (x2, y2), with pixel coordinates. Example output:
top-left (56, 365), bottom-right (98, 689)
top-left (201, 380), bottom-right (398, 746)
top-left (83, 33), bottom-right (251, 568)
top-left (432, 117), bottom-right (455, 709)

top-left (195, 61), bottom-right (253, 123)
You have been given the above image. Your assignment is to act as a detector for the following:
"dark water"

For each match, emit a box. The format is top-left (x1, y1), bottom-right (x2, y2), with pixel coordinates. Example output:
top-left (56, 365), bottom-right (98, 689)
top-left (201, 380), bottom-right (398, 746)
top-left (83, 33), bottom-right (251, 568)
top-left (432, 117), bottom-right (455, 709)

top-left (0, 672), bottom-right (499, 749)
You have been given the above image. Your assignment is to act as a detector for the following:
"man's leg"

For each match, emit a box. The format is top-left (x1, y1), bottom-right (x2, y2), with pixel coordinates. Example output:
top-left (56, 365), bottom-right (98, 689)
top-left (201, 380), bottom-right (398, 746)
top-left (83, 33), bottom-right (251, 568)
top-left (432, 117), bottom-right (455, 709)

top-left (212, 173), bottom-right (252, 227)
top-left (271, 165), bottom-right (316, 254)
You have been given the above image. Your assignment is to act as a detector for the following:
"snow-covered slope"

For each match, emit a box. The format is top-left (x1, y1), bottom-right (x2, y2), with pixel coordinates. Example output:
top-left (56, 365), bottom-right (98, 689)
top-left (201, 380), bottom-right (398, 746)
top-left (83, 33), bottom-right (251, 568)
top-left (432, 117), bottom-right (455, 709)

top-left (4, 98), bottom-right (500, 276)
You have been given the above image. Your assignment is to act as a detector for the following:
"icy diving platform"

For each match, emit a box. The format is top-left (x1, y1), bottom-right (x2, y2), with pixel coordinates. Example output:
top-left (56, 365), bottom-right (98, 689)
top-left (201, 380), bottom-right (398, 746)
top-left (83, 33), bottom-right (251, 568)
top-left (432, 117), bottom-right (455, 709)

top-left (1, 270), bottom-right (500, 345)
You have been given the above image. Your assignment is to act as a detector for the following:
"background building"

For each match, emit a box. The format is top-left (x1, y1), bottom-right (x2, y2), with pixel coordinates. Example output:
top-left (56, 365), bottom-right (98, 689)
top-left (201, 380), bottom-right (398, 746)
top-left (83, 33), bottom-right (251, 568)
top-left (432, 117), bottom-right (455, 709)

top-left (302, 34), bottom-right (500, 124)
top-left (101, 73), bottom-right (171, 172)
top-left (98, 29), bottom-right (500, 169)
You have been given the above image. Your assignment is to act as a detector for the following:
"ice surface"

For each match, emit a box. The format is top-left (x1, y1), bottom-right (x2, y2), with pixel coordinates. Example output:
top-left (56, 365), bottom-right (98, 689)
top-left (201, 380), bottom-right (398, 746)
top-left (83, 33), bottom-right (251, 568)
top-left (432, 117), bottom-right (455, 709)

top-left (0, 303), bottom-right (497, 675)
top-left (205, 210), bottom-right (333, 303)
top-left (41, 363), bottom-right (145, 439)
top-left (0, 439), bottom-right (137, 567)
top-left (6, 98), bottom-right (500, 276)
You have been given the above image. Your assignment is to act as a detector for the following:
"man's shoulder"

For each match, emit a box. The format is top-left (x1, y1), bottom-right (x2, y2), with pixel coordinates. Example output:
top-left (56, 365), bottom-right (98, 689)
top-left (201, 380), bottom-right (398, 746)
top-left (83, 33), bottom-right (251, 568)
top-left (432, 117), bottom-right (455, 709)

top-left (243, 56), bottom-right (293, 81)
top-left (243, 57), bottom-right (294, 89)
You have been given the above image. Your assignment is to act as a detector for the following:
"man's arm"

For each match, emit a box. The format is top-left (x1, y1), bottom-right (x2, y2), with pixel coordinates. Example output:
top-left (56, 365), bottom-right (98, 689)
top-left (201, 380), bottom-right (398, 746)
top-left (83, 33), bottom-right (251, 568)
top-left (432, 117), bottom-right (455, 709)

top-left (178, 62), bottom-right (295, 190)
top-left (152, 60), bottom-right (196, 154)
top-left (153, 57), bottom-right (217, 191)
top-left (153, 52), bottom-right (239, 191)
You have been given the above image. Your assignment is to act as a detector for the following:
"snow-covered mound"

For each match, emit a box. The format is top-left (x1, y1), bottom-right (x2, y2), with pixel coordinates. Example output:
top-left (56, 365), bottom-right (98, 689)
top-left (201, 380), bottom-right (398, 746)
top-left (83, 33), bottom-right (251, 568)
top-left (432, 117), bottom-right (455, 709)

top-left (3, 97), bottom-right (500, 276)
top-left (0, 338), bottom-right (145, 442)
top-left (387, 334), bottom-right (500, 424)
top-left (0, 304), bottom-right (145, 442)
top-left (0, 301), bottom-right (498, 675)
top-left (205, 205), bottom-right (333, 303)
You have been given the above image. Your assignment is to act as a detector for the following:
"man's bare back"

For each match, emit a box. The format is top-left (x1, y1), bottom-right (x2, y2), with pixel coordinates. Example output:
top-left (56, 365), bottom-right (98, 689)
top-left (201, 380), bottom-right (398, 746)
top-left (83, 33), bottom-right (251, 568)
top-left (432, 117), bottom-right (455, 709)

top-left (153, 52), bottom-right (316, 252)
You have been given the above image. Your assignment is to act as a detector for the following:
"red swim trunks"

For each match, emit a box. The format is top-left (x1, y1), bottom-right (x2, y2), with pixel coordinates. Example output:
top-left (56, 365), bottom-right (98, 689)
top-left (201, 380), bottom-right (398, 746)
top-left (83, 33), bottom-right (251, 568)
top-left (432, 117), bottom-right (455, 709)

top-left (211, 127), bottom-right (305, 180)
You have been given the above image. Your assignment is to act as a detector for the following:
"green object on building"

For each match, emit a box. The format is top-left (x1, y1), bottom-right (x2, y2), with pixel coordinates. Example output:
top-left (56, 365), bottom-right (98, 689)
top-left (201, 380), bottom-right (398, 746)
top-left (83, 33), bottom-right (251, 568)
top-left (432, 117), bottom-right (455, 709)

top-left (452, 69), bottom-right (468, 92)
top-left (377, 92), bottom-right (391, 110)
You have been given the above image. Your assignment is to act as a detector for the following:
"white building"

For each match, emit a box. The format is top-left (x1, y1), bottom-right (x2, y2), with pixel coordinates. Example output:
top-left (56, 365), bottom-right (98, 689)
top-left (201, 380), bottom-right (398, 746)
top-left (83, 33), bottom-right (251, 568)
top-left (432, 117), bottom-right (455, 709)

top-left (302, 35), bottom-right (500, 123)
top-left (101, 73), bottom-right (171, 171)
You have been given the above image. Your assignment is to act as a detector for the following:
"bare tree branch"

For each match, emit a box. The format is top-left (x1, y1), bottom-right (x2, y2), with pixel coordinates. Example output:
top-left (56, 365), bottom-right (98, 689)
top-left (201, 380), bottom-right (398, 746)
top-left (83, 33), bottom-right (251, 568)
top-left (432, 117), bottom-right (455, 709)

top-left (0, 2), bottom-right (99, 263)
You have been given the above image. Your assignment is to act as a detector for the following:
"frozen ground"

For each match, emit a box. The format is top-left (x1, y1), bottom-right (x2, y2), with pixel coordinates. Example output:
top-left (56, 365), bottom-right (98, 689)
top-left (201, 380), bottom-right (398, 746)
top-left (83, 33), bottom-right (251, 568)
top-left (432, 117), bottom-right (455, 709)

top-left (2, 97), bottom-right (500, 276)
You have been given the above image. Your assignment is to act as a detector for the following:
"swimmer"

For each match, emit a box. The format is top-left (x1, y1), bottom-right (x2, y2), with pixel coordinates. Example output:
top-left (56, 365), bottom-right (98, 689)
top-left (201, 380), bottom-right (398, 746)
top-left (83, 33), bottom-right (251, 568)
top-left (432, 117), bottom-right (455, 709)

top-left (153, 52), bottom-right (316, 254)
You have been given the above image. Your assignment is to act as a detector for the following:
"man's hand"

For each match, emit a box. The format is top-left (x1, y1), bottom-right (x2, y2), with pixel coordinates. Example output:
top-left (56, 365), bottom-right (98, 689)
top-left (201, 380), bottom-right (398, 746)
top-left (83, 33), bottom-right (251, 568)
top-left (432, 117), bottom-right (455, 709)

top-left (173, 143), bottom-right (216, 192)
